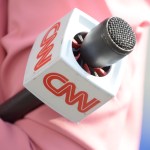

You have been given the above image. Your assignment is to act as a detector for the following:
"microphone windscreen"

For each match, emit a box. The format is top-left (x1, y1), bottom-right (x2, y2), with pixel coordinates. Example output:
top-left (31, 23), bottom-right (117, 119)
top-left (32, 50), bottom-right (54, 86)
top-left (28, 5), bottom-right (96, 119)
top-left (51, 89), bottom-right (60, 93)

top-left (107, 17), bottom-right (136, 51)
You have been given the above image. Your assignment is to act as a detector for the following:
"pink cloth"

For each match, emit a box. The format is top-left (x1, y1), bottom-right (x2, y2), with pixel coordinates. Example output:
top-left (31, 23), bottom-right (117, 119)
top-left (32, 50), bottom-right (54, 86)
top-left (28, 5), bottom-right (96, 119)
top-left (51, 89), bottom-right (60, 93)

top-left (0, 0), bottom-right (150, 149)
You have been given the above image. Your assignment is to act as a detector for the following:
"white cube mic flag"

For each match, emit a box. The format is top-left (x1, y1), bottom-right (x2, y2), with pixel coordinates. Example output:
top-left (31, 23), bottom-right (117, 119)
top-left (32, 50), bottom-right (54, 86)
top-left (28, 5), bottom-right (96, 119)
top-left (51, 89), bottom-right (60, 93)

top-left (23, 8), bottom-right (136, 122)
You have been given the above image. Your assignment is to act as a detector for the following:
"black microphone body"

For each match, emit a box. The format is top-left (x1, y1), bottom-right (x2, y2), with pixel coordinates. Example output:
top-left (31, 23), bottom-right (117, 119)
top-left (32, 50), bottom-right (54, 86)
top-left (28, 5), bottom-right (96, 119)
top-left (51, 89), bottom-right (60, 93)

top-left (0, 89), bottom-right (43, 123)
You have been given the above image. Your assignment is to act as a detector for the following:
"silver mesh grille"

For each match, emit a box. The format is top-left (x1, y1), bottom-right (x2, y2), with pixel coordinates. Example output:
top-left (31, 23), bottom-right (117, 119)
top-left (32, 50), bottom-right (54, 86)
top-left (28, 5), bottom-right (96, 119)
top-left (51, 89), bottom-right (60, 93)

top-left (107, 17), bottom-right (136, 50)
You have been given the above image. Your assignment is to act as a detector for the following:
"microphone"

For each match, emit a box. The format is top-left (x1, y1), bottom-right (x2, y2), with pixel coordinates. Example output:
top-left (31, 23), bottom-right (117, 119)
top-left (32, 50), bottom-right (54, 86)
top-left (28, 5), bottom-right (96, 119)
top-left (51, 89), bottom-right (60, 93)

top-left (0, 8), bottom-right (136, 123)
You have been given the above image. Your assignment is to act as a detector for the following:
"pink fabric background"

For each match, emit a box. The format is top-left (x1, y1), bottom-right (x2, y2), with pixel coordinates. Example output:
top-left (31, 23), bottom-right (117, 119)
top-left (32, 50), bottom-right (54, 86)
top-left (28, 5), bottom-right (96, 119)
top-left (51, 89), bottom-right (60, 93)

top-left (0, 0), bottom-right (150, 149)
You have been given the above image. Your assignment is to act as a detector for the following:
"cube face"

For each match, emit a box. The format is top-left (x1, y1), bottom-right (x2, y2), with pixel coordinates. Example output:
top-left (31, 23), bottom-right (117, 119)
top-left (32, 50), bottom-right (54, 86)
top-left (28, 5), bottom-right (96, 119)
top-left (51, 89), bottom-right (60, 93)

top-left (25, 60), bottom-right (104, 122)
top-left (24, 10), bottom-right (73, 82)
top-left (24, 8), bottom-right (126, 122)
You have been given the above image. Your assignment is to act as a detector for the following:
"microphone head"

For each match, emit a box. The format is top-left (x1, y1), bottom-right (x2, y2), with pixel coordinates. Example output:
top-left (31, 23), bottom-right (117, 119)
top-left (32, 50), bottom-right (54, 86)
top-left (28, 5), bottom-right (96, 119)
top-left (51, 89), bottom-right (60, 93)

top-left (107, 17), bottom-right (136, 51)
top-left (80, 17), bottom-right (136, 68)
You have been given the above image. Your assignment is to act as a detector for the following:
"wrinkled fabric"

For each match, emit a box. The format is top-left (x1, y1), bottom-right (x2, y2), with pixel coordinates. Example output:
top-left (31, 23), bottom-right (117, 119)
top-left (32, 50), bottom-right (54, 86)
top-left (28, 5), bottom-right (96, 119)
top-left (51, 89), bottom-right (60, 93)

top-left (0, 0), bottom-right (150, 150)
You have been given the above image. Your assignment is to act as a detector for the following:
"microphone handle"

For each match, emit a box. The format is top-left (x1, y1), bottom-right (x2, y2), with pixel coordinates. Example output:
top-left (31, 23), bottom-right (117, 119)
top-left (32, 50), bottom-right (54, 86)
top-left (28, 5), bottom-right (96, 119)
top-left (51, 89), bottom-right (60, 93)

top-left (0, 89), bottom-right (43, 123)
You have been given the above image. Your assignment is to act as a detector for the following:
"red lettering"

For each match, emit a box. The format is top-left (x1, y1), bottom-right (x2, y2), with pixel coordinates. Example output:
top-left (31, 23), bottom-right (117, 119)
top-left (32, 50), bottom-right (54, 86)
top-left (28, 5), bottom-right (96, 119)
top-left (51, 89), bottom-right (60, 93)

top-left (43, 73), bottom-right (100, 113)
top-left (34, 22), bottom-right (60, 71)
